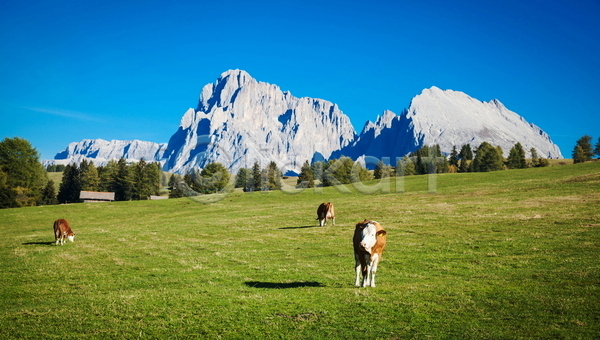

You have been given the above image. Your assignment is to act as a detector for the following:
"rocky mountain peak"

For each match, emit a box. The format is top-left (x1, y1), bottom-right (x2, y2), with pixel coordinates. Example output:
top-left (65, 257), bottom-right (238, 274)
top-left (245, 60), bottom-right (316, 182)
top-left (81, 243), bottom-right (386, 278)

top-left (48, 71), bottom-right (563, 173)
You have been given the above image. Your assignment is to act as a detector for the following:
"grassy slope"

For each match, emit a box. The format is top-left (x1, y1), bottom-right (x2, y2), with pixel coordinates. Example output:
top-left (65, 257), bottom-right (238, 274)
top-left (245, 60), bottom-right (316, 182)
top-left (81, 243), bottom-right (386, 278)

top-left (2, 163), bottom-right (599, 339)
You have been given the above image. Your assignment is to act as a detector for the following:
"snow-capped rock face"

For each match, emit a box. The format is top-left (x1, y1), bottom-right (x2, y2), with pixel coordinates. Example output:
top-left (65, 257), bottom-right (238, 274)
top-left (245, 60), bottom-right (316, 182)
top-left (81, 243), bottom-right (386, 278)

top-left (407, 86), bottom-right (561, 158)
top-left (338, 86), bottom-right (562, 162)
top-left (47, 71), bottom-right (562, 173)
top-left (53, 139), bottom-right (167, 166)
top-left (161, 69), bottom-right (357, 174)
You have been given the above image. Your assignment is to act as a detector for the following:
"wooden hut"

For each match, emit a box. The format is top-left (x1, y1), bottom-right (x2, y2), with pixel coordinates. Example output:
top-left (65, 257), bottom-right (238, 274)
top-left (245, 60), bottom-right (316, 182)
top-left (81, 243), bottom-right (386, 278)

top-left (80, 191), bottom-right (115, 203)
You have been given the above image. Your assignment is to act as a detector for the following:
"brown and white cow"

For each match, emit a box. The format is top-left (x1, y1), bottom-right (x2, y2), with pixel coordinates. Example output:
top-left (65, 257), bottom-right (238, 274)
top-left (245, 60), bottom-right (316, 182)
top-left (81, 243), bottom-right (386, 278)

top-left (53, 219), bottom-right (75, 245)
top-left (353, 219), bottom-right (387, 287)
top-left (316, 202), bottom-right (335, 227)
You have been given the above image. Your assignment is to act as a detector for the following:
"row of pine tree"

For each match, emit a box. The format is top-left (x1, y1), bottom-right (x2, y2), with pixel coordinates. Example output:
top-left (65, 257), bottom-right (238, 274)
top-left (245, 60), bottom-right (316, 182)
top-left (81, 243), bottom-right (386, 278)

top-left (1, 136), bottom-right (599, 208)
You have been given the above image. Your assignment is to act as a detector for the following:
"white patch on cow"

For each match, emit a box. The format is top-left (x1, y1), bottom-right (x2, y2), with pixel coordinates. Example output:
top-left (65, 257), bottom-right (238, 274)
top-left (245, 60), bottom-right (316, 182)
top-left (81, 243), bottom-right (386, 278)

top-left (360, 223), bottom-right (378, 254)
top-left (67, 235), bottom-right (75, 242)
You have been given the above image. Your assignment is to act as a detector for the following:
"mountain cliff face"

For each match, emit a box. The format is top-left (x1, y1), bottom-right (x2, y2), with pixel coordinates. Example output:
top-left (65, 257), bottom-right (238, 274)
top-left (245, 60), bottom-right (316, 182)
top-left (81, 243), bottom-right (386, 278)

top-left (161, 70), bottom-right (356, 175)
top-left (49, 70), bottom-right (562, 173)
top-left (336, 86), bottom-right (562, 162)
top-left (53, 139), bottom-right (167, 166)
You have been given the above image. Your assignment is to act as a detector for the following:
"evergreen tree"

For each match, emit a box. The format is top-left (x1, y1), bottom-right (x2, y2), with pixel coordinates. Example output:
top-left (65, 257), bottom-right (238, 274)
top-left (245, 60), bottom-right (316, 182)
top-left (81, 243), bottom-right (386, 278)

top-left (572, 145), bottom-right (586, 164)
top-left (595, 137), bottom-right (600, 159)
top-left (46, 164), bottom-right (65, 172)
top-left (168, 173), bottom-right (178, 189)
top-left (98, 160), bottom-right (118, 192)
top-left (352, 161), bottom-right (373, 183)
top-left (168, 183), bottom-right (185, 198)
top-left (147, 162), bottom-right (162, 196)
top-left (507, 142), bottom-right (527, 169)
top-left (247, 162), bottom-right (262, 192)
top-left (235, 168), bottom-right (251, 188)
top-left (528, 148), bottom-right (550, 167)
top-left (265, 161), bottom-right (282, 190)
top-left (323, 157), bottom-right (354, 186)
top-left (471, 142), bottom-right (504, 172)
top-left (199, 162), bottom-right (230, 193)
top-left (41, 180), bottom-right (58, 205)
top-left (0, 169), bottom-right (17, 208)
top-left (57, 164), bottom-right (81, 203)
top-left (410, 145), bottom-right (448, 174)
top-left (113, 158), bottom-right (132, 201)
top-left (449, 145), bottom-right (459, 167)
top-left (459, 144), bottom-right (473, 161)
top-left (296, 160), bottom-right (314, 188)
top-left (132, 159), bottom-right (150, 200)
top-left (0, 137), bottom-right (47, 207)
top-left (397, 156), bottom-right (416, 176)
top-left (530, 148), bottom-right (540, 167)
top-left (168, 174), bottom-right (185, 198)
top-left (183, 169), bottom-right (195, 189)
top-left (573, 135), bottom-right (593, 163)
top-left (374, 160), bottom-right (391, 179)
top-left (497, 146), bottom-right (505, 170)
top-left (80, 160), bottom-right (100, 191)
top-left (458, 144), bottom-right (473, 173)
top-left (458, 157), bottom-right (469, 172)
top-left (310, 161), bottom-right (326, 184)
top-left (131, 159), bottom-right (161, 199)
top-left (415, 153), bottom-right (425, 175)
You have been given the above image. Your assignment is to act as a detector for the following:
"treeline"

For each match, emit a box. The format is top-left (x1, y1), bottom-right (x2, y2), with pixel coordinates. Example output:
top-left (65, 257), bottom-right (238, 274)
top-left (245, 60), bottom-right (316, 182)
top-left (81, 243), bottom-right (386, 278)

top-left (2, 136), bottom-right (599, 208)
top-left (58, 158), bottom-right (163, 203)
top-left (168, 162), bottom-right (232, 198)
top-left (376, 141), bottom-right (553, 179)
top-left (572, 135), bottom-right (600, 164)
top-left (168, 161), bottom-right (284, 198)
top-left (294, 156), bottom-right (372, 188)
top-left (0, 137), bottom-right (55, 208)
top-left (46, 164), bottom-right (66, 172)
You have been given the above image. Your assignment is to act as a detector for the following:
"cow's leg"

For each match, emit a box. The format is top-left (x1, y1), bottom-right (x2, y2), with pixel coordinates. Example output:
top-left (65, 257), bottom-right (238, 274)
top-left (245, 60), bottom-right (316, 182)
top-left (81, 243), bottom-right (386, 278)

top-left (362, 254), bottom-right (372, 287)
top-left (319, 218), bottom-right (324, 227)
top-left (332, 216), bottom-right (335, 226)
top-left (354, 254), bottom-right (362, 286)
top-left (369, 254), bottom-right (380, 287)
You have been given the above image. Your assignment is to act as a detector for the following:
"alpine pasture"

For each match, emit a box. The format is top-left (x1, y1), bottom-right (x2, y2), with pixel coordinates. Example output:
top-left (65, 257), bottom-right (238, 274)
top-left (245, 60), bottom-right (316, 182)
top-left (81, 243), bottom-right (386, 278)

top-left (1, 163), bottom-right (598, 339)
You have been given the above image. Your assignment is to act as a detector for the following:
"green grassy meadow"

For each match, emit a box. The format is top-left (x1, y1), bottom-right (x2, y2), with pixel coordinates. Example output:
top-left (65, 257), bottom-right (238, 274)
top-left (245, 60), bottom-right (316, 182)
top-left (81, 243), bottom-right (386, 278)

top-left (1, 163), bottom-right (599, 339)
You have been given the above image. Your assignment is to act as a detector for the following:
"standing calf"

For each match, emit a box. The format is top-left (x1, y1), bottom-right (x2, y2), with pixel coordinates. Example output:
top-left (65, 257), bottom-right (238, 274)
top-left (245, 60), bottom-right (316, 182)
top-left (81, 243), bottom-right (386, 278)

top-left (316, 202), bottom-right (335, 227)
top-left (53, 219), bottom-right (75, 245)
top-left (353, 220), bottom-right (387, 287)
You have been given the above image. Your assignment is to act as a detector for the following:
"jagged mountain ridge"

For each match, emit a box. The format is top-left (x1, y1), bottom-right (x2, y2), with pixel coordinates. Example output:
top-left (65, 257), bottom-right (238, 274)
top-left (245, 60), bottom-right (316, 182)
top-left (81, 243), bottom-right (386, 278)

top-left (51, 139), bottom-right (167, 166)
top-left (334, 86), bottom-right (562, 163)
top-left (48, 70), bottom-right (562, 174)
top-left (160, 70), bottom-right (356, 175)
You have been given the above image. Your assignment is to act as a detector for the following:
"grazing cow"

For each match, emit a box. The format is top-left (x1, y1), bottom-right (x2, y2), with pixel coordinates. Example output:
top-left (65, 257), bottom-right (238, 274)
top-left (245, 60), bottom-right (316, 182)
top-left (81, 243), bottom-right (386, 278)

top-left (353, 219), bottom-right (387, 287)
top-left (316, 202), bottom-right (335, 227)
top-left (53, 219), bottom-right (75, 245)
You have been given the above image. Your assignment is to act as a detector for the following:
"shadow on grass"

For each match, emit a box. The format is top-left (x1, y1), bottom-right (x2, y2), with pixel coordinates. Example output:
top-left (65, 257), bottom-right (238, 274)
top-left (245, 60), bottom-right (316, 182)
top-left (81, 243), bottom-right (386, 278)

top-left (22, 241), bottom-right (55, 245)
top-left (279, 225), bottom-right (318, 230)
top-left (244, 281), bottom-right (324, 289)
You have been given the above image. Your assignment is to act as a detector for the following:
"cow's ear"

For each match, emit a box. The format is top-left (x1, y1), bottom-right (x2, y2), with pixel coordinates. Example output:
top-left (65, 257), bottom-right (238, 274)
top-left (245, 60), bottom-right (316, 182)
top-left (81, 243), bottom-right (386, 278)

top-left (376, 230), bottom-right (387, 236)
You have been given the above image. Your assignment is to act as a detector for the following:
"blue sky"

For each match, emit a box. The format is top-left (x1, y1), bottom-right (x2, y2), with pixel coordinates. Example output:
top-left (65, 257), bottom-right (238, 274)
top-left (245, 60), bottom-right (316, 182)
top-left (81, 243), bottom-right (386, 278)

top-left (1, 0), bottom-right (598, 160)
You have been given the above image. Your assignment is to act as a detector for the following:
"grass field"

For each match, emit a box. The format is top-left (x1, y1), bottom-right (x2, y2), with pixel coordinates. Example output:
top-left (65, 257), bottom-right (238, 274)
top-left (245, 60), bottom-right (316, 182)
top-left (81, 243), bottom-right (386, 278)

top-left (2, 162), bottom-right (599, 339)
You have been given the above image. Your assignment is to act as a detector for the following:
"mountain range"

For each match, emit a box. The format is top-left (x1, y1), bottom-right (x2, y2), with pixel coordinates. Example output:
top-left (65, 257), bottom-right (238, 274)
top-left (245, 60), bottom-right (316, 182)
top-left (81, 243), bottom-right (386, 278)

top-left (48, 69), bottom-right (563, 174)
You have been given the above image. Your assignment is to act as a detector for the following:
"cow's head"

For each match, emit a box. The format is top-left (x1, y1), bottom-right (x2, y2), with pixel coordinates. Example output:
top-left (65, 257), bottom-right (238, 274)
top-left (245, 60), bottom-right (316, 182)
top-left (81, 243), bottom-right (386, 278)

top-left (67, 233), bottom-right (75, 242)
top-left (356, 220), bottom-right (386, 254)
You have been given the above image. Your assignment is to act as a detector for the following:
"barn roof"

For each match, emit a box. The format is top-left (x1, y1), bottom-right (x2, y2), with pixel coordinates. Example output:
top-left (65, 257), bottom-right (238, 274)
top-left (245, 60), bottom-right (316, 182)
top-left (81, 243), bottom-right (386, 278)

top-left (79, 191), bottom-right (115, 201)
